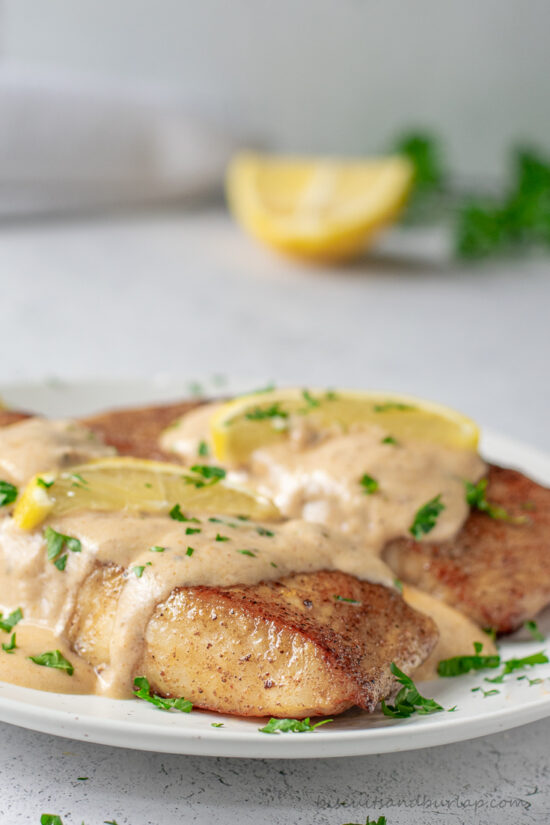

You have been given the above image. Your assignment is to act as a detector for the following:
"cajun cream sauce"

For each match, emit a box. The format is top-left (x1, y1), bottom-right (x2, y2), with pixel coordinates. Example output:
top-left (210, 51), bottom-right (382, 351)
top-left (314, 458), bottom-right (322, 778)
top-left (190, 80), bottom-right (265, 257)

top-left (0, 409), bottom-right (492, 697)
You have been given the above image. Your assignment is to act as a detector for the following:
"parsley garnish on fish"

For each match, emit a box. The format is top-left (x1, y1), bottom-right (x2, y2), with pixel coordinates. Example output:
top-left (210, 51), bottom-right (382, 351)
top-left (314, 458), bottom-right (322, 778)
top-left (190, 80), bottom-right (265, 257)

top-left (409, 495), bottom-right (445, 540)
top-left (132, 563), bottom-right (152, 578)
top-left (0, 607), bottom-right (23, 633)
top-left (244, 403), bottom-right (289, 422)
top-left (258, 717), bottom-right (333, 734)
top-left (215, 533), bottom-right (230, 542)
top-left (256, 526), bottom-right (275, 537)
top-left (169, 504), bottom-right (200, 523)
top-left (0, 480), bottom-right (17, 507)
top-left (237, 549), bottom-right (257, 557)
top-left (44, 526), bottom-right (81, 571)
top-left (393, 578), bottom-right (404, 593)
top-left (525, 620), bottom-right (545, 641)
top-left (185, 526), bottom-right (201, 535)
top-left (381, 663), bottom-right (444, 718)
top-left (381, 435), bottom-right (397, 445)
top-left (301, 389), bottom-right (321, 409)
top-left (484, 651), bottom-right (549, 684)
top-left (437, 642), bottom-right (500, 677)
top-left (149, 545), bottom-right (166, 553)
top-left (465, 479), bottom-right (527, 524)
top-left (36, 477), bottom-right (54, 489)
top-left (2, 633), bottom-right (16, 653)
top-left (197, 440), bottom-right (209, 457)
top-left (360, 474), bottom-right (379, 495)
top-left (186, 546), bottom-right (194, 556)
top-left (29, 650), bottom-right (74, 675)
top-left (334, 595), bottom-right (362, 605)
top-left (133, 676), bottom-right (192, 712)
top-left (184, 464), bottom-right (226, 487)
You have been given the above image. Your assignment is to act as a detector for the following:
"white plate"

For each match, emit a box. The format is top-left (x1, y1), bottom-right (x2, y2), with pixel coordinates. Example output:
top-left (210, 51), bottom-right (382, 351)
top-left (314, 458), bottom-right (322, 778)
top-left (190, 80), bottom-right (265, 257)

top-left (1, 378), bottom-right (550, 758)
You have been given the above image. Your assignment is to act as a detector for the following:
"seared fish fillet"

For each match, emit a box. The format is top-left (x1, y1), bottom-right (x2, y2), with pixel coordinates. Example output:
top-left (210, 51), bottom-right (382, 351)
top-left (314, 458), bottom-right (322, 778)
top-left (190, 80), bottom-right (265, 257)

top-left (385, 465), bottom-right (550, 634)
top-left (69, 564), bottom-right (437, 716)
top-left (82, 401), bottom-right (550, 635)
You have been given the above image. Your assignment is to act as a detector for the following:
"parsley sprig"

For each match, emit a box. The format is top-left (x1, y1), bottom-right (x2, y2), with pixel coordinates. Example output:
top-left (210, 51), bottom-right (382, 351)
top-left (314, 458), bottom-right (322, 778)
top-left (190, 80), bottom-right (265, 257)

top-left (437, 642), bottom-right (500, 677)
top-left (2, 633), bottom-right (16, 653)
top-left (258, 716), bottom-right (332, 734)
top-left (0, 607), bottom-right (23, 633)
top-left (381, 663), bottom-right (444, 718)
top-left (133, 676), bottom-right (192, 712)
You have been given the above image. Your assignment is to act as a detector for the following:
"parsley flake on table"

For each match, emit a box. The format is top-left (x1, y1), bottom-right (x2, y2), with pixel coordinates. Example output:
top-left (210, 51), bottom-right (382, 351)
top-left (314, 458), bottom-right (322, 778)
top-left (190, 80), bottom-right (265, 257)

top-left (381, 663), bottom-right (444, 718)
top-left (409, 495), bottom-right (445, 540)
top-left (133, 676), bottom-right (192, 712)
top-left (341, 817), bottom-right (387, 825)
top-left (29, 649), bottom-right (74, 675)
top-left (437, 642), bottom-right (501, 677)
top-left (465, 479), bottom-right (527, 524)
top-left (0, 480), bottom-right (18, 506)
top-left (40, 816), bottom-right (64, 825)
top-left (258, 717), bottom-right (332, 734)
top-left (360, 474), bottom-right (379, 495)
top-left (472, 687), bottom-right (500, 698)
top-left (2, 633), bottom-right (16, 653)
top-left (211, 722), bottom-right (224, 727)
top-left (0, 607), bottom-right (23, 633)
top-left (44, 526), bottom-right (81, 572)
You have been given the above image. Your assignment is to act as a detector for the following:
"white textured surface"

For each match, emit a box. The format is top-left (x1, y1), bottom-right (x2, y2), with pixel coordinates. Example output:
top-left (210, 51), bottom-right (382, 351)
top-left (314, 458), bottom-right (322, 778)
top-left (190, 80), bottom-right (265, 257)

top-left (0, 209), bottom-right (550, 821)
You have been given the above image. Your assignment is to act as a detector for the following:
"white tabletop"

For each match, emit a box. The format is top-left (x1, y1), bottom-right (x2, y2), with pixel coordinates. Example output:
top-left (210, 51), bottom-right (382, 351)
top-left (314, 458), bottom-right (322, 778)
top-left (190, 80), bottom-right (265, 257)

top-left (0, 209), bottom-right (549, 823)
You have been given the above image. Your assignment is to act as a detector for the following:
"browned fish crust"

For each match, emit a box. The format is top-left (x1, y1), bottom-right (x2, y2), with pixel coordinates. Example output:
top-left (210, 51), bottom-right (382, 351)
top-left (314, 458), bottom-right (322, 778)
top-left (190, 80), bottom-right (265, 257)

top-left (0, 410), bottom-right (32, 428)
top-left (385, 464), bottom-right (550, 633)
top-left (69, 565), bottom-right (437, 716)
top-left (82, 400), bottom-right (202, 459)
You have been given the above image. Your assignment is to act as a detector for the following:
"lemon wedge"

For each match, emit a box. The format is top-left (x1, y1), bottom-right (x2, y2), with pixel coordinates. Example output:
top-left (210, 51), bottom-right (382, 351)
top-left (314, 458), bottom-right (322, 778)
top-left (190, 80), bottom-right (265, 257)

top-left (13, 457), bottom-right (280, 530)
top-left (210, 389), bottom-right (479, 465)
top-left (226, 152), bottom-right (413, 260)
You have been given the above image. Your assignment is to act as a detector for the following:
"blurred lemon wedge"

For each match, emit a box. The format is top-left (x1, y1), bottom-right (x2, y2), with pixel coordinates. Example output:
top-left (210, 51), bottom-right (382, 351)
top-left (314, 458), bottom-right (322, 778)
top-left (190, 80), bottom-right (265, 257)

top-left (13, 456), bottom-right (280, 530)
top-left (226, 152), bottom-right (413, 260)
top-left (210, 389), bottom-right (479, 465)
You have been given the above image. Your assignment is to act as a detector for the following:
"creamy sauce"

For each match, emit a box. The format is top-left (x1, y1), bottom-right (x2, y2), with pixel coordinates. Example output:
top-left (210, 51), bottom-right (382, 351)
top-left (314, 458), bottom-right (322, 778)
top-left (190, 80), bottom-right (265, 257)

top-left (0, 407), bottom-right (488, 699)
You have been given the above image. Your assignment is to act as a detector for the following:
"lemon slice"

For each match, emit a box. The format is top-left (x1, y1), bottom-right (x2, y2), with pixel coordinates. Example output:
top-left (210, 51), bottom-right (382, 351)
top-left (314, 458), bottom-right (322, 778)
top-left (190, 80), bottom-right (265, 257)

top-left (13, 457), bottom-right (280, 530)
top-left (210, 389), bottom-right (479, 465)
top-left (226, 152), bottom-right (413, 260)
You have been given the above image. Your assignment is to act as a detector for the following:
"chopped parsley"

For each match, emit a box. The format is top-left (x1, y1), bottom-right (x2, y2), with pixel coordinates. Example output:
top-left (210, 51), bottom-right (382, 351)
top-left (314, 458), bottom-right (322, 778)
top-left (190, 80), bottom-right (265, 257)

top-left (29, 649), bottom-right (74, 675)
top-left (244, 403), bottom-right (289, 422)
top-left (44, 526), bottom-right (81, 571)
top-left (341, 818), bottom-right (387, 825)
top-left (472, 687), bottom-right (500, 698)
top-left (237, 549), bottom-right (257, 557)
top-left (517, 675), bottom-right (543, 686)
top-left (0, 607), bottom-right (23, 633)
top-left (525, 620), bottom-right (545, 641)
top-left (211, 722), bottom-right (224, 727)
top-left (465, 479), bottom-right (527, 524)
top-left (215, 533), bottom-right (230, 542)
top-left (484, 650), bottom-right (549, 684)
top-left (36, 476), bottom-right (54, 489)
top-left (381, 663), bottom-right (444, 718)
top-left (251, 383), bottom-right (276, 394)
top-left (409, 495), bottom-right (445, 540)
top-left (393, 578), bottom-right (403, 593)
top-left (256, 526), bottom-right (275, 537)
top-left (41, 816), bottom-right (64, 825)
top-left (185, 526), bottom-right (201, 535)
top-left (381, 435), bottom-right (397, 445)
top-left (360, 474), bottom-right (379, 495)
top-left (0, 480), bottom-right (18, 507)
top-left (169, 504), bottom-right (200, 523)
top-left (149, 545), bottom-right (166, 553)
top-left (258, 716), bottom-right (332, 734)
top-left (186, 546), bottom-right (195, 556)
top-left (133, 676), bottom-right (192, 712)
top-left (132, 563), bottom-right (152, 578)
top-left (2, 633), bottom-right (16, 653)
top-left (333, 595), bottom-right (362, 605)
top-left (300, 389), bottom-right (321, 410)
top-left (374, 402), bottom-right (415, 413)
top-left (197, 440), bottom-right (209, 457)
top-left (437, 642), bottom-right (500, 677)
top-left (185, 464), bottom-right (226, 487)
